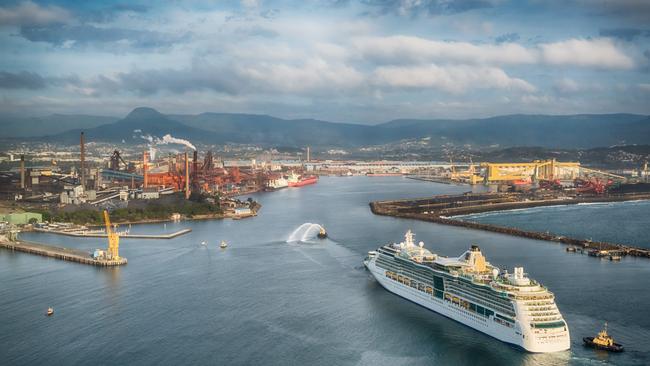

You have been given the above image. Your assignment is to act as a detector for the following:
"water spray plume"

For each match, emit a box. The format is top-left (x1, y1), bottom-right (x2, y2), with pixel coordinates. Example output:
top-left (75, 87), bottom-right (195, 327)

top-left (287, 223), bottom-right (325, 243)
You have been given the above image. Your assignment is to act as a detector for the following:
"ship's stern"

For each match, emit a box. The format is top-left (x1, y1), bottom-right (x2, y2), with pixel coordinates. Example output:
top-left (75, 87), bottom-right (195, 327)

top-left (521, 325), bottom-right (571, 353)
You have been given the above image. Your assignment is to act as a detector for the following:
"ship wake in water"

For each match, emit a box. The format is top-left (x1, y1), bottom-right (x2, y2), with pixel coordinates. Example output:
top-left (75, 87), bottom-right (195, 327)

top-left (287, 223), bottom-right (325, 243)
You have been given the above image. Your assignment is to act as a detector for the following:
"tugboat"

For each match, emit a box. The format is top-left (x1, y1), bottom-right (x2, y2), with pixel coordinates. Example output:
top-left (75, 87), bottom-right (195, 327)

top-left (47, 307), bottom-right (54, 316)
top-left (583, 323), bottom-right (624, 352)
top-left (317, 227), bottom-right (327, 239)
top-left (220, 240), bottom-right (228, 249)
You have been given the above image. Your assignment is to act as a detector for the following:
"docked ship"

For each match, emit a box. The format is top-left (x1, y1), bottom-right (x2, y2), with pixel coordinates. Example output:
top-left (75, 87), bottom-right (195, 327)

top-left (266, 175), bottom-right (288, 191)
top-left (364, 230), bottom-right (570, 353)
top-left (287, 172), bottom-right (318, 187)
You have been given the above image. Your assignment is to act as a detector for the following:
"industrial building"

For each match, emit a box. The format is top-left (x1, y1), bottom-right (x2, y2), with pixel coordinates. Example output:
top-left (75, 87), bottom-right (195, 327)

top-left (0, 212), bottom-right (42, 225)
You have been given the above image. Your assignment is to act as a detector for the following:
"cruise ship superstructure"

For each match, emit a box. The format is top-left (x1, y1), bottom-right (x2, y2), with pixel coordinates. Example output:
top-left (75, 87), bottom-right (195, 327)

top-left (364, 230), bottom-right (570, 353)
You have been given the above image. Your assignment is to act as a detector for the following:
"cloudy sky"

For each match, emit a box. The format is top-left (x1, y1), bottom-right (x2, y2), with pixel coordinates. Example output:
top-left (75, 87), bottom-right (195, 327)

top-left (0, 0), bottom-right (649, 123)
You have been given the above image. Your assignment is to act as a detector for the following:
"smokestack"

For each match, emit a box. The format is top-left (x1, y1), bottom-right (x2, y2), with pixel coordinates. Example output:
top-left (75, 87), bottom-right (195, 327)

top-left (184, 152), bottom-right (190, 199)
top-left (192, 150), bottom-right (198, 187)
top-left (143, 151), bottom-right (148, 188)
top-left (307, 146), bottom-right (310, 163)
top-left (80, 132), bottom-right (86, 189)
top-left (20, 154), bottom-right (25, 189)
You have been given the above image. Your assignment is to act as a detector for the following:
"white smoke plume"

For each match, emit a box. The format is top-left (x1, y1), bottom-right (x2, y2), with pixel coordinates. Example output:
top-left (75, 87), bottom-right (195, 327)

top-left (140, 134), bottom-right (154, 143)
top-left (149, 146), bottom-right (157, 161)
top-left (138, 133), bottom-right (196, 162)
top-left (159, 134), bottom-right (196, 151)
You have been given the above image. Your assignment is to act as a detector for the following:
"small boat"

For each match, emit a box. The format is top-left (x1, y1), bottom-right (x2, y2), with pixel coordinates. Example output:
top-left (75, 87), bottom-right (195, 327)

top-left (609, 255), bottom-right (621, 261)
top-left (47, 307), bottom-right (54, 316)
top-left (201, 241), bottom-right (207, 246)
top-left (566, 247), bottom-right (577, 252)
top-left (583, 322), bottom-right (624, 352)
top-left (317, 227), bottom-right (327, 239)
top-left (220, 240), bottom-right (228, 249)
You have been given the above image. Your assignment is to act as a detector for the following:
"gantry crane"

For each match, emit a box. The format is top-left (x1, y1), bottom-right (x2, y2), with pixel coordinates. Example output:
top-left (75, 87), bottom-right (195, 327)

top-left (579, 166), bottom-right (626, 181)
top-left (103, 209), bottom-right (120, 260)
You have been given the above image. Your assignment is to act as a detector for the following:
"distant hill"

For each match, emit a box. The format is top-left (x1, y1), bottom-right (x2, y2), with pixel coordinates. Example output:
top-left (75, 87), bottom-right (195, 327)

top-left (377, 114), bottom-right (650, 148)
top-left (45, 107), bottom-right (211, 145)
top-left (170, 113), bottom-right (376, 146)
top-left (0, 114), bottom-right (118, 138)
top-left (5, 107), bottom-right (650, 149)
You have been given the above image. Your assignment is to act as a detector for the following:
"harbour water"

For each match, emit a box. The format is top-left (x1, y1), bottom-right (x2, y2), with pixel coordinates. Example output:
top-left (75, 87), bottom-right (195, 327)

top-left (2, 177), bottom-right (649, 366)
top-left (458, 200), bottom-right (650, 249)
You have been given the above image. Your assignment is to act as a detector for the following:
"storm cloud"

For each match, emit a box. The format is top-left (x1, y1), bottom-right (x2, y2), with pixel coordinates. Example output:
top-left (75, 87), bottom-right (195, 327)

top-left (0, 70), bottom-right (46, 89)
top-left (0, 0), bottom-right (648, 121)
top-left (19, 24), bottom-right (190, 49)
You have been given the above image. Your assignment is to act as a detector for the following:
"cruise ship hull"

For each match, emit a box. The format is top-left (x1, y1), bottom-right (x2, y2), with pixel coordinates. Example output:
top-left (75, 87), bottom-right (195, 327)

top-left (365, 259), bottom-right (570, 353)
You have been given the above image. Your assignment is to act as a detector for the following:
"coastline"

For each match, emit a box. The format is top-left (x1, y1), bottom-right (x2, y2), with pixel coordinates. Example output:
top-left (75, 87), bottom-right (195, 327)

top-left (33, 201), bottom-right (263, 229)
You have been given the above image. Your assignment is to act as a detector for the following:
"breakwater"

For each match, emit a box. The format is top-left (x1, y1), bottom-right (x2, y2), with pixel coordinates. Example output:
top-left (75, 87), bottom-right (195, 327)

top-left (370, 192), bottom-right (650, 258)
top-left (0, 240), bottom-right (127, 266)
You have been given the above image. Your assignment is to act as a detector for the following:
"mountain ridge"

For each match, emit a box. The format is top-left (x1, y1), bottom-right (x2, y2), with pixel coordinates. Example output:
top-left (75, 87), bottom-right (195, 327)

top-left (3, 108), bottom-right (649, 149)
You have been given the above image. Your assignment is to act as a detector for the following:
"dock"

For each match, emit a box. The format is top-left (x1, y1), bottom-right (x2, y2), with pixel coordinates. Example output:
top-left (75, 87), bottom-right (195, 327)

top-left (33, 228), bottom-right (192, 239)
top-left (406, 176), bottom-right (464, 185)
top-left (0, 240), bottom-right (127, 266)
top-left (370, 192), bottom-right (650, 259)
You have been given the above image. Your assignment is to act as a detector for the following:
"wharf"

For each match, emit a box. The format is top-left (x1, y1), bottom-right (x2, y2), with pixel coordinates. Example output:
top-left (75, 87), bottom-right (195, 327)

top-left (0, 240), bottom-right (127, 266)
top-left (406, 176), bottom-right (463, 185)
top-left (33, 228), bottom-right (192, 239)
top-left (370, 192), bottom-right (650, 259)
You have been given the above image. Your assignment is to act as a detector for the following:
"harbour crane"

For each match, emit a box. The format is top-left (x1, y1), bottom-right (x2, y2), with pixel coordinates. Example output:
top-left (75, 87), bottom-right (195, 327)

top-left (103, 210), bottom-right (120, 260)
top-left (579, 166), bottom-right (626, 181)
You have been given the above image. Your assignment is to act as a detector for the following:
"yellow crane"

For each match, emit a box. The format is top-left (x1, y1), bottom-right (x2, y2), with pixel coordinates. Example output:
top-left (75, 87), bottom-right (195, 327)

top-left (579, 166), bottom-right (626, 181)
top-left (103, 210), bottom-right (120, 260)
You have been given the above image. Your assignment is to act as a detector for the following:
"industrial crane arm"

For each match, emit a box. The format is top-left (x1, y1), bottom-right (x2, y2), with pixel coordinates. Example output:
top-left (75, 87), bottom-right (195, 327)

top-left (580, 167), bottom-right (626, 180)
top-left (103, 210), bottom-right (112, 235)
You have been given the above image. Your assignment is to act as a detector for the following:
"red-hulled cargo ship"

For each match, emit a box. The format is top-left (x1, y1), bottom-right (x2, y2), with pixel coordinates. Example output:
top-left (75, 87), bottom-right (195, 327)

top-left (287, 172), bottom-right (318, 187)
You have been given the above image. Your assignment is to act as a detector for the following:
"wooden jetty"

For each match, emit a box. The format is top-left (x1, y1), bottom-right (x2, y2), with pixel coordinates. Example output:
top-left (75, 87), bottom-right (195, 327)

top-left (33, 228), bottom-right (192, 239)
top-left (0, 240), bottom-right (127, 266)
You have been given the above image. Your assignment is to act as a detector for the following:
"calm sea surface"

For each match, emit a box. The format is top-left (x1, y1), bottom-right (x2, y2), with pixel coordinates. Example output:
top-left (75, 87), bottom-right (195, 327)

top-left (458, 200), bottom-right (650, 249)
top-left (2, 177), bottom-right (649, 366)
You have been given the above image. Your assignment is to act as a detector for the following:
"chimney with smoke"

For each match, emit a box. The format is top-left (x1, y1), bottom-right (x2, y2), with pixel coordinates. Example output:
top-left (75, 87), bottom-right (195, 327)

top-left (184, 152), bottom-right (190, 200)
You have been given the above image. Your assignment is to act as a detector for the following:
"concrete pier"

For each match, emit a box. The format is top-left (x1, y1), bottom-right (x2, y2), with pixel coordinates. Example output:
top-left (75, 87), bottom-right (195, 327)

top-left (0, 240), bottom-right (127, 266)
top-left (33, 228), bottom-right (192, 239)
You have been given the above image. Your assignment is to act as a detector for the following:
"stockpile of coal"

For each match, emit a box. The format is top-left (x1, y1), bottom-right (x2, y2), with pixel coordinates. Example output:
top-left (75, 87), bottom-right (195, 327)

top-left (610, 183), bottom-right (650, 194)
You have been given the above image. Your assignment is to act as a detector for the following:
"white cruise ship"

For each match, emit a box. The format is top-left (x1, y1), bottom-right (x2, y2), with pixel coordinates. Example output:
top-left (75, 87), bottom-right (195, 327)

top-left (364, 230), bottom-right (570, 353)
